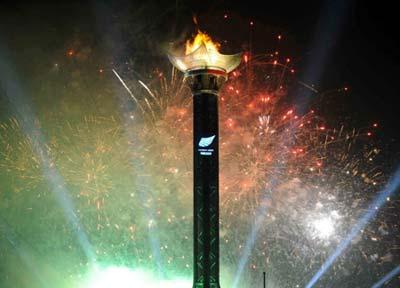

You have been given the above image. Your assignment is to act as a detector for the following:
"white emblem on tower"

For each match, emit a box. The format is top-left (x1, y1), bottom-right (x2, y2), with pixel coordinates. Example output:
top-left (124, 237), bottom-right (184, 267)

top-left (198, 135), bottom-right (216, 147)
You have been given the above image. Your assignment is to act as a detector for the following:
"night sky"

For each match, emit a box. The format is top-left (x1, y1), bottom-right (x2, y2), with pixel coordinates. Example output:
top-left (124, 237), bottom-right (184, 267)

top-left (1, 0), bottom-right (399, 143)
top-left (1, 1), bottom-right (399, 288)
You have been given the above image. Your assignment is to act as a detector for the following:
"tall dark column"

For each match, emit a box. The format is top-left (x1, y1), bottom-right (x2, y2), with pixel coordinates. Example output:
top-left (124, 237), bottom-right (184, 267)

top-left (187, 70), bottom-right (226, 288)
top-left (168, 40), bottom-right (241, 287)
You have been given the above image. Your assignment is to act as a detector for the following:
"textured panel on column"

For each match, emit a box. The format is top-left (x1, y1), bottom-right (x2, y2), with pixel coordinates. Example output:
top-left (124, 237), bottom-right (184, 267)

top-left (194, 185), bottom-right (205, 283)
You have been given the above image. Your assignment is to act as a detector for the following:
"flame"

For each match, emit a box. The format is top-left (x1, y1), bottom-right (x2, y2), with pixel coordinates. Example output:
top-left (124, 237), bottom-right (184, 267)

top-left (185, 30), bottom-right (221, 55)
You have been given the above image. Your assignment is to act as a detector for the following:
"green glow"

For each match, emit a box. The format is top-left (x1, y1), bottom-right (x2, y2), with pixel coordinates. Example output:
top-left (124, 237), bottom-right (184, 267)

top-left (82, 266), bottom-right (191, 288)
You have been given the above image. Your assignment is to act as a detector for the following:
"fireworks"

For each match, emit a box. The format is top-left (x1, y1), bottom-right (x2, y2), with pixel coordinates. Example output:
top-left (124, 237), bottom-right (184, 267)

top-left (0, 118), bottom-right (43, 193)
top-left (0, 33), bottom-right (398, 288)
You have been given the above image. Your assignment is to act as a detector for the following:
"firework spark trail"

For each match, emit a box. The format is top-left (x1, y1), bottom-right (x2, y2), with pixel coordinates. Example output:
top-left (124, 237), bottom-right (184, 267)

top-left (0, 46), bottom-right (96, 262)
top-left (112, 69), bottom-right (145, 113)
top-left (305, 166), bottom-right (400, 288)
top-left (138, 80), bottom-right (160, 105)
top-left (0, 119), bottom-right (43, 192)
top-left (371, 265), bottom-right (400, 288)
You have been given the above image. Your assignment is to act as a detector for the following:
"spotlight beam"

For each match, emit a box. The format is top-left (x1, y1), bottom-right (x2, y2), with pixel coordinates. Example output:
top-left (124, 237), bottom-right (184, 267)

top-left (305, 167), bottom-right (400, 288)
top-left (232, 196), bottom-right (270, 288)
top-left (113, 70), bottom-right (164, 276)
top-left (371, 265), bottom-right (400, 288)
top-left (0, 43), bottom-right (96, 262)
top-left (0, 218), bottom-right (50, 288)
